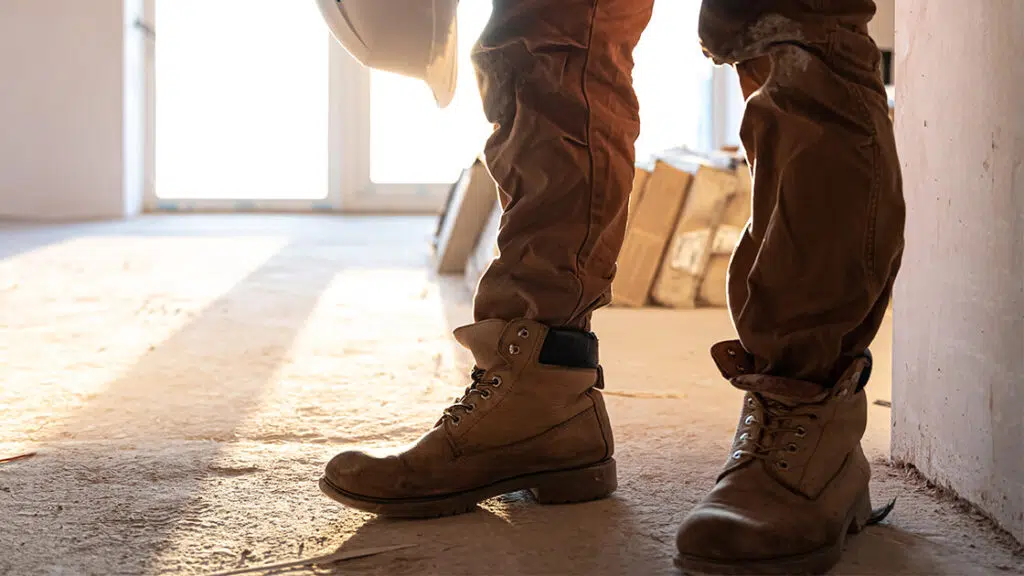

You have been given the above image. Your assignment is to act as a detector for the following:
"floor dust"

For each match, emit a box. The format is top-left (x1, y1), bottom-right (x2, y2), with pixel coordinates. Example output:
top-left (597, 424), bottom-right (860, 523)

top-left (1, 215), bottom-right (1021, 575)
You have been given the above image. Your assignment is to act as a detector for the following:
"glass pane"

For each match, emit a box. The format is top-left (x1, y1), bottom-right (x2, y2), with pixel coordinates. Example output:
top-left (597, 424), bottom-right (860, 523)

top-left (369, 1), bottom-right (493, 185)
top-left (632, 1), bottom-right (712, 160)
top-left (155, 0), bottom-right (328, 200)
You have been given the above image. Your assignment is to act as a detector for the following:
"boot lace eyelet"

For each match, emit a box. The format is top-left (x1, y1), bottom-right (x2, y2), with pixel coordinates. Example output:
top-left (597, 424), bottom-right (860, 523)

top-left (465, 404), bottom-right (475, 413)
top-left (795, 426), bottom-right (807, 437)
top-left (517, 328), bottom-right (530, 339)
top-left (508, 344), bottom-right (521, 355)
top-left (480, 390), bottom-right (491, 399)
top-left (786, 443), bottom-right (799, 453)
top-left (727, 348), bottom-right (737, 358)
top-left (744, 415), bottom-right (757, 426)
top-left (732, 450), bottom-right (743, 460)
top-left (746, 397), bottom-right (756, 408)
top-left (777, 460), bottom-right (789, 470)
top-left (451, 416), bottom-right (461, 427)
top-left (491, 376), bottom-right (502, 387)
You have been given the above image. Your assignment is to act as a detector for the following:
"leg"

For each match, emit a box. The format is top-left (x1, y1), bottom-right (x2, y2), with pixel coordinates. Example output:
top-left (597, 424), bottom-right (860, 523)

top-left (320, 0), bottom-right (653, 518)
top-left (676, 1), bottom-right (905, 573)
top-left (472, 0), bottom-right (654, 331)
top-left (714, 0), bottom-right (905, 384)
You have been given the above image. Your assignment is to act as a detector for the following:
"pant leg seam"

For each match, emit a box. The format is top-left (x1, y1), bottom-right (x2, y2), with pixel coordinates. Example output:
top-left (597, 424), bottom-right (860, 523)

top-left (826, 23), bottom-right (885, 292)
top-left (565, 0), bottom-right (601, 326)
top-left (848, 83), bottom-right (883, 291)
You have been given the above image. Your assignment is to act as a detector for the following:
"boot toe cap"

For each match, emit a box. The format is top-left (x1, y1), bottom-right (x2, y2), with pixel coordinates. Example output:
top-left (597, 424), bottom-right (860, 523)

top-left (676, 505), bottom-right (790, 562)
top-left (324, 450), bottom-right (386, 496)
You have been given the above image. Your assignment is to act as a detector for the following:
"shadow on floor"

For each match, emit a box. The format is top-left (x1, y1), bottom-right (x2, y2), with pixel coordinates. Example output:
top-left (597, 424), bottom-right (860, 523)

top-left (321, 494), bottom-right (668, 576)
top-left (43, 241), bottom-right (339, 441)
top-left (313, 504), bottom-right (994, 576)
top-left (17, 240), bottom-right (341, 573)
top-left (0, 221), bottom-right (82, 261)
top-left (838, 524), bottom-right (982, 575)
top-left (0, 214), bottom-right (436, 262)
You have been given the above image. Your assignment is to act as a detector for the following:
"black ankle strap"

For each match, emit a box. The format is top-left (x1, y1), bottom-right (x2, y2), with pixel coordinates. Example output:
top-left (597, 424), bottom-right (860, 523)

top-left (856, 349), bottom-right (873, 391)
top-left (539, 328), bottom-right (599, 369)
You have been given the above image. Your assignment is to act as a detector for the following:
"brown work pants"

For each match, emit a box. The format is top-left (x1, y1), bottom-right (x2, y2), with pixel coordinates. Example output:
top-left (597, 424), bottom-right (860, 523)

top-left (471, 0), bottom-right (905, 385)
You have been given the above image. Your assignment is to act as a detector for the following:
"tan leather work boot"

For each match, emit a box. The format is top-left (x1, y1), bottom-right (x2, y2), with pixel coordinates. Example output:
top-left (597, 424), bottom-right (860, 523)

top-left (675, 341), bottom-right (890, 575)
top-left (319, 319), bottom-right (616, 518)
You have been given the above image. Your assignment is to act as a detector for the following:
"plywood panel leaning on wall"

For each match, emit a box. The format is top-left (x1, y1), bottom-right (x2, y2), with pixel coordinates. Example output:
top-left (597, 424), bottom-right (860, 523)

top-left (464, 202), bottom-right (502, 295)
top-left (434, 158), bottom-right (498, 274)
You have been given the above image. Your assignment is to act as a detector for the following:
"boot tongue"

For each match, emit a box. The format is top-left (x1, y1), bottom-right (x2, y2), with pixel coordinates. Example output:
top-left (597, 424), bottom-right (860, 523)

top-left (453, 320), bottom-right (508, 371)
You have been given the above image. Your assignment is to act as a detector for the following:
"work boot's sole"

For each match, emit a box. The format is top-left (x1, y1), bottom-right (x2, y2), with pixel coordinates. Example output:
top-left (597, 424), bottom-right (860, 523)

top-left (674, 490), bottom-right (873, 575)
top-left (319, 458), bottom-right (616, 519)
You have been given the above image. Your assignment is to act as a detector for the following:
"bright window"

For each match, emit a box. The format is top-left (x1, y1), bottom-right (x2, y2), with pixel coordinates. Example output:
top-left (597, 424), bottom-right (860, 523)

top-left (369, 1), bottom-right (493, 185)
top-left (632, 2), bottom-right (712, 160)
top-left (155, 0), bottom-right (329, 200)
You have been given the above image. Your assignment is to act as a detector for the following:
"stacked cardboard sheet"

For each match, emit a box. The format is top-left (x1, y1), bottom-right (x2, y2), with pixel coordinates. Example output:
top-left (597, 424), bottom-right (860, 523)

top-left (613, 147), bottom-right (752, 309)
top-left (432, 158), bottom-right (498, 275)
top-left (434, 148), bottom-right (752, 309)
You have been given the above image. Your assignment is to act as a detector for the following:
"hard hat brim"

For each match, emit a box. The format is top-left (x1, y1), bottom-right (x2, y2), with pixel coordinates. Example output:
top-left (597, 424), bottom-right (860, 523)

top-left (315, 0), bottom-right (459, 109)
top-left (424, 6), bottom-right (458, 109)
top-left (315, 0), bottom-right (372, 64)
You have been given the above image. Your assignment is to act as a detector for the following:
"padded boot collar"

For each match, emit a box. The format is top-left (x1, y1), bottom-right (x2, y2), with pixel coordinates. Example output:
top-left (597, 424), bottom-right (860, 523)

top-left (454, 319), bottom-right (600, 373)
top-left (453, 319), bottom-right (509, 370)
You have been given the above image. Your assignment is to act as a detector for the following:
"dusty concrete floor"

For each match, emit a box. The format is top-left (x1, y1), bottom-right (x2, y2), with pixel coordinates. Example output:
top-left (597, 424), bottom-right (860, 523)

top-left (0, 215), bottom-right (1021, 576)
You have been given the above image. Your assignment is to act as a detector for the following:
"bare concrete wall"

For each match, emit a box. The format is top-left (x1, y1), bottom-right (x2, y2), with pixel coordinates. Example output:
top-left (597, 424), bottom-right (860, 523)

top-left (0, 0), bottom-right (143, 220)
top-left (893, 0), bottom-right (1024, 543)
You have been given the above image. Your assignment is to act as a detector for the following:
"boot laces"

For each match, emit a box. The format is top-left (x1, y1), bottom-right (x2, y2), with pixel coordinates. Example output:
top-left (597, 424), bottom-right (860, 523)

top-left (441, 367), bottom-right (502, 426)
top-left (733, 394), bottom-right (818, 469)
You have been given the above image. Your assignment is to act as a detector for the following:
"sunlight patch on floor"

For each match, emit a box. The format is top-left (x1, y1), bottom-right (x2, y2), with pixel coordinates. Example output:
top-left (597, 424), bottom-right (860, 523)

top-left (0, 235), bottom-right (290, 444)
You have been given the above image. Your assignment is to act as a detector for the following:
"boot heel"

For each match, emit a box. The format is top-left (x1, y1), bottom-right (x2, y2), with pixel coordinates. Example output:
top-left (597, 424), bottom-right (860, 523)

top-left (847, 490), bottom-right (873, 534)
top-left (530, 459), bottom-right (617, 505)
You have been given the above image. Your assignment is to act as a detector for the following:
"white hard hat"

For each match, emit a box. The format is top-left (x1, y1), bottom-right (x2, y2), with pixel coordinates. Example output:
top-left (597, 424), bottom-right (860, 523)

top-left (315, 0), bottom-right (459, 108)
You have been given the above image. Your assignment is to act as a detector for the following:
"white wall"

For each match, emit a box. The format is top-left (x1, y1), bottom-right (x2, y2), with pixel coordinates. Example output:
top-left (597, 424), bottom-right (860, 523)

top-left (893, 0), bottom-right (1024, 543)
top-left (0, 0), bottom-right (143, 220)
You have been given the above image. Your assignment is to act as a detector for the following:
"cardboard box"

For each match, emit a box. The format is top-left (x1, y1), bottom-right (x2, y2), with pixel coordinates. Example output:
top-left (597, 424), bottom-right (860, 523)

top-left (433, 158), bottom-right (497, 274)
top-left (464, 202), bottom-right (502, 295)
top-left (650, 164), bottom-right (739, 309)
top-left (611, 159), bottom-right (694, 307)
top-left (698, 161), bottom-right (752, 308)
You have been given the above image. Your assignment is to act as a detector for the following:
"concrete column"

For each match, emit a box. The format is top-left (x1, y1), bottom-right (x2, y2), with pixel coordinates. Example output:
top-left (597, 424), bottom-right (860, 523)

top-left (893, 0), bottom-right (1023, 542)
top-left (0, 0), bottom-right (145, 220)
